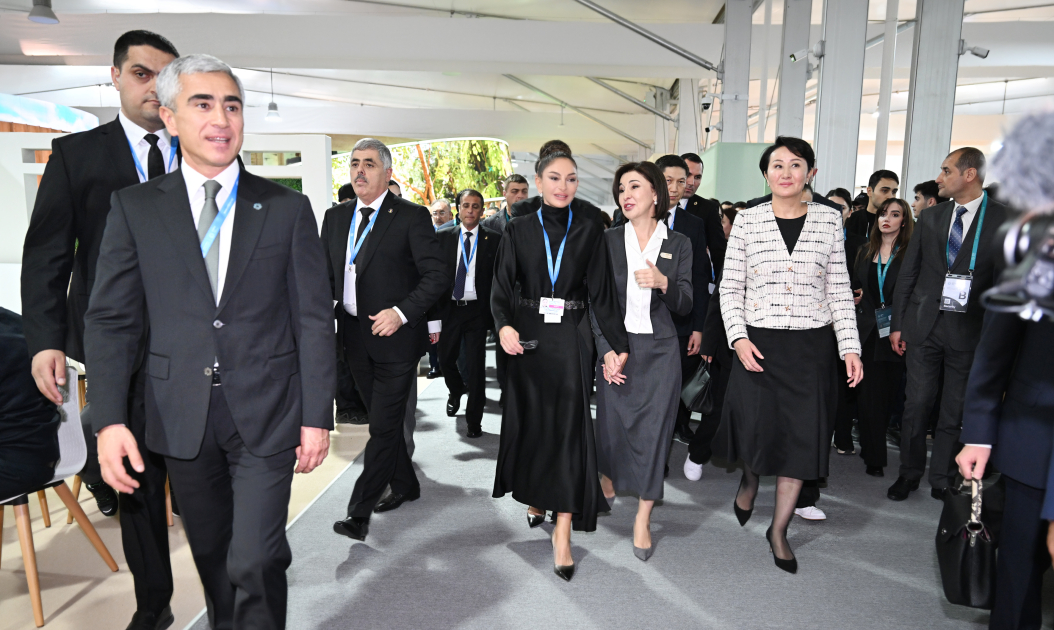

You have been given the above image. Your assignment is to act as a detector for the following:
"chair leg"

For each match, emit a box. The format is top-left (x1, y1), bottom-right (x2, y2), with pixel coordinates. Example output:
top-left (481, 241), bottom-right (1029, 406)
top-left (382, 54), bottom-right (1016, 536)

top-left (53, 482), bottom-right (118, 572)
top-left (37, 490), bottom-right (51, 528)
top-left (14, 503), bottom-right (45, 627)
top-left (66, 475), bottom-right (81, 525)
top-left (165, 476), bottom-right (173, 528)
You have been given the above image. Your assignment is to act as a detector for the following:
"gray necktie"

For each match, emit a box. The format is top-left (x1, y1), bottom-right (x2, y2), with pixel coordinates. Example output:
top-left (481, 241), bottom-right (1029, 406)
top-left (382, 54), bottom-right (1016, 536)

top-left (198, 180), bottom-right (222, 298)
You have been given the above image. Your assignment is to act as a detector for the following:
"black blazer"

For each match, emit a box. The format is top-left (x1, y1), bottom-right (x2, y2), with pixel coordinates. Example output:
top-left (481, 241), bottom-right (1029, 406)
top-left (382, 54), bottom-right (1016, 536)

top-left (960, 311), bottom-right (1054, 489)
top-left (21, 116), bottom-right (153, 362)
top-left (682, 194), bottom-right (726, 274)
top-left (320, 194), bottom-right (451, 362)
top-left (83, 169), bottom-right (336, 459)
top-left (852, 248), bottom-right (904, 362)
top-left (699, 272), bottom-right (730, 360)
top-left (844, 208), bottom-right (873, 240)
top-left (891, 196), bottom-right (1008, 351)
top-left (434, 224), bottom-right (500, 329)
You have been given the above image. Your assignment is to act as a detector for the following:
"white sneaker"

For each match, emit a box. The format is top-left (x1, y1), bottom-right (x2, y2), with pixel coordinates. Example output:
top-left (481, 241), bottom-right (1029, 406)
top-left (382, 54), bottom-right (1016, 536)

top-left (683, 457), bottom-right (703, 481)
top-left (794, 506), bottom-right (827, 521)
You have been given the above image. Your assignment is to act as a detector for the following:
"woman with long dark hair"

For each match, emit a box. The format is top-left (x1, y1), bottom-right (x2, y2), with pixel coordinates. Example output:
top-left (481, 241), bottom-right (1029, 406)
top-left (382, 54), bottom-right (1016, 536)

top-left (852, 197), bottom-right (913, 477)
top-left (721, 136), bottom-right (862, 573)
top-left (491, 146), bottom-right (629, 582)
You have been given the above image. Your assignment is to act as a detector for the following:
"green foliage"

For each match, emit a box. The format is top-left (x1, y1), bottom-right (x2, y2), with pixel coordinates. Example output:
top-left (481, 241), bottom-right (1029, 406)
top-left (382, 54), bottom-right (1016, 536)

top-left (391, 139), bottom-right (512, 207)
top-left (272, 178), bottom-right (303, 192)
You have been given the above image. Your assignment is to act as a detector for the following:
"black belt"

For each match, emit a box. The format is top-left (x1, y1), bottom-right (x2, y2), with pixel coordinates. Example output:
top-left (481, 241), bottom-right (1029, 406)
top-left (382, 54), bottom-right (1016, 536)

top-left (518, 297), bottom-right (587, 310)
top-left (452, 299), bottom-right (477, 307)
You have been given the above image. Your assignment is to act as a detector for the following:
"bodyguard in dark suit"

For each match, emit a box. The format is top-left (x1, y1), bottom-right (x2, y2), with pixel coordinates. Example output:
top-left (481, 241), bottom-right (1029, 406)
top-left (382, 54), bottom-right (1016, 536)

top-left (19, 31), bottom-right (179, 630)
top-left (888, 148), bottom-right (1008, 500)
top-left (680, 152), bottom-right (726, 275)
top-left (957, 310), bottom-right (1054, 630)
top-left (85, 55), bottom-right (335, 630)
top-left (436, 190), bottom-right (499, 438)
top-left (326, 139), bottom-right (450, 542)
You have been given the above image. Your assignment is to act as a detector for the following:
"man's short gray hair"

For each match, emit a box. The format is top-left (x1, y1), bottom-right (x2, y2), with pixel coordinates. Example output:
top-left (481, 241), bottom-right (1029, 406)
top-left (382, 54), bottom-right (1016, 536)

top-left (430, 199), bottom-right (452, 212)
top-left (156, 54), bottom-right (244, 110)
top-left (352, 137), bottom-right (393, 171)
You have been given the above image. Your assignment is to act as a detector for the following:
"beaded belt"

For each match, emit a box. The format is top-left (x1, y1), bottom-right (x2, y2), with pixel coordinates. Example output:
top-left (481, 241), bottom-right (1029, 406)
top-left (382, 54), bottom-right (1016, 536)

top-left (518, 297), bottom-right (587, 310)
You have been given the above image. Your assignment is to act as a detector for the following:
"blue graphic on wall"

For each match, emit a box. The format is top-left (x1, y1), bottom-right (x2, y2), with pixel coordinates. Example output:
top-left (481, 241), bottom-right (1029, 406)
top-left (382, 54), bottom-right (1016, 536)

top-left (0, 93), bottom-right (98, 132)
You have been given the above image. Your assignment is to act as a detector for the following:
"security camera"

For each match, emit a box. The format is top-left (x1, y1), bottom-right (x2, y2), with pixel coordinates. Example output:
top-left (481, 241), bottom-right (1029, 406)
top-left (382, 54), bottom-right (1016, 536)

top-left (789, 48), bottom-right (808, 63)
top-left (959, 40), bottom-right (990, 59)
top-left (701, 102), bottom-right (712, 111)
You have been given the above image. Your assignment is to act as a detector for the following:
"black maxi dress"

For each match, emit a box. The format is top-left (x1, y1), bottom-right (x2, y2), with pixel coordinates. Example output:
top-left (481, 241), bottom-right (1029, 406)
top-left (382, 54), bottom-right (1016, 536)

top-left (491, 201), bottom-right (629, 532)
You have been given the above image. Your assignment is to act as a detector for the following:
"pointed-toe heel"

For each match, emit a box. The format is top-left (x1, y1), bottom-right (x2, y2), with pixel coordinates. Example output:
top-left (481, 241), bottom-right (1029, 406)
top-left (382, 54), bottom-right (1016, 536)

top-left (766, 527), bottom-right (798, 574)
top-left (633, 545), bottom-right (654, 562)
top-left (554, 563), bottom-right (576, 582)
top-left (527, 509), bottom-right (545, 529)
top-left (733, 498), bottom-right (753, 527)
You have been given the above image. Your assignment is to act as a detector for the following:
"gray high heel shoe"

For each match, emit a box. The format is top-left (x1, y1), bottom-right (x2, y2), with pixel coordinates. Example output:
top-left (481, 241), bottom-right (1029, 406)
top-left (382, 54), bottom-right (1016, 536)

top-left (633, 545), bottom-right (654, 562)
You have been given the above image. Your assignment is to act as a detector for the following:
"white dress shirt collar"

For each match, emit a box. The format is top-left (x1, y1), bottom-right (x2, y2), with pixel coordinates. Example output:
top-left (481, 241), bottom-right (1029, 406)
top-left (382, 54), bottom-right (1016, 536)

top-left (679, 198), bottom-right (688, 210)
top-left (460, 223), bottom-right (479, 237)
top-left (183, 160), bottom-right (240, 306)
top-left (949, 191), bottom-right (985, 238)
top-left (118, 110), bottom-right (172, 147)
top-left (119, 110), bottom-right (174, 181)
top-left (666, 205), bottom-right (677, 230)
top-left (182, 160), bottom-right (240, 202)
top-left (356, 190), bottom-right (388, 215)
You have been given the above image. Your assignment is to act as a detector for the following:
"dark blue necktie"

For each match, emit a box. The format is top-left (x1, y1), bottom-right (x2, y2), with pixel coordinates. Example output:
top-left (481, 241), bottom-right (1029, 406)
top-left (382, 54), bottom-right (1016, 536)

top-left (453, 232), bottom-right (471, 299)
top-left (948, 206), bottom-right (968, 268)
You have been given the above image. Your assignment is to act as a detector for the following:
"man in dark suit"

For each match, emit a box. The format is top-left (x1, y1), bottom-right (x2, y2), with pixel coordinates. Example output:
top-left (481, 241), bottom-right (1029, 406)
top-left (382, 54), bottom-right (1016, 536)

top-left (435, 190), bottom-right (499, 438)
top-left (888, 147), bottom-right (1008, 500)
top-left (85, 55), bottom-right (335, 629)
top-left (845, 170), bottom-right (899, 240)
top-left (20, 30), bottom-right (179, 630)
top-left (325, 139), bottom-right (450, 542)
top-left (680, 152), bottom-right (726, 276)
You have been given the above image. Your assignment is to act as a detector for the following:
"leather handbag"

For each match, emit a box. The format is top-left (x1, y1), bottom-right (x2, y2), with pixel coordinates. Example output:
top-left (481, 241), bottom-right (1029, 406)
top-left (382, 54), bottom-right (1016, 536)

top-left (935, 477), bottom-right (998, 609)
top-left (680, 359), bottom-right (713, 415)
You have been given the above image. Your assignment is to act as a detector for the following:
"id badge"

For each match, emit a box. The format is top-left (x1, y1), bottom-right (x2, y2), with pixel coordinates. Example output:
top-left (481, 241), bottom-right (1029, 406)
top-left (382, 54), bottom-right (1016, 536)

top-left (539, 297), bottom-right (565, 323)
top-left (343, 263), bottom-right (357, 313)
top-left (875, 307), bottom-right (893, 338)
top-left (940, 274), bottom-right (972, 313)
top-left (465, 276), bottom-right (475, 294)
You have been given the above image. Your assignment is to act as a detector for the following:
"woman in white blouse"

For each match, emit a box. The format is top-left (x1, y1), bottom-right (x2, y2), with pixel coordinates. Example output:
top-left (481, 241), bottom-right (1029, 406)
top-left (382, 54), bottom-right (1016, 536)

top-left (720, 137), bottom-right (863, 574)
top-left (591, 161), bottom-right (694, 561)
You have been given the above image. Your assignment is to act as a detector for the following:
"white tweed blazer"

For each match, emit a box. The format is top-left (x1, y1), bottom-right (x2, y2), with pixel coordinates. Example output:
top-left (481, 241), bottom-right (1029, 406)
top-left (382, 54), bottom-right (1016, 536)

top-left (720, 201), bottom-right (861, 358)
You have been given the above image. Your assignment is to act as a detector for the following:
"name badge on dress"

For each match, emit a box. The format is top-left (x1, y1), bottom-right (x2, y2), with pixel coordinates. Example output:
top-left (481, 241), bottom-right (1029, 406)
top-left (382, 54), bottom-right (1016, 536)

top-left (539, 297), bottom-right (565, 323)
top-left (875, 307), bottom-right (893, 338)
top-left (940, 274), bottom-right (972, 313)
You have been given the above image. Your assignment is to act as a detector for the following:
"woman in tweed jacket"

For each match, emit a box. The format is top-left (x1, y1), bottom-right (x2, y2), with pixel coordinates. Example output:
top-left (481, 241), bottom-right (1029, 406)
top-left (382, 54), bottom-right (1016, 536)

top-left (720, 136), bottom-right (863, 574)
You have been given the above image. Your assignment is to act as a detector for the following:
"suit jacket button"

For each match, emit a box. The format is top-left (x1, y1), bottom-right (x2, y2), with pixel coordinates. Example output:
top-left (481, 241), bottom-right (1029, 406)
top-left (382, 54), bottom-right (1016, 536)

top-left (204, 367), bottom-right (213, 376)
top-left (213, 320), bottom-right (224, 328)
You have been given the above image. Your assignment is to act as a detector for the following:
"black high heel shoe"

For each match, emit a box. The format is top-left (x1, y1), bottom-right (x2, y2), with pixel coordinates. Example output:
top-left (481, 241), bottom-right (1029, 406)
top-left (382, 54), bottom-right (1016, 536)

top-left (552, 531), bottom-right (575, 582)
top-left (766, 526), bottom-right (798, 574)
top-left (733, 496), bottom-right (753, 527)
top-left (527, 508), bottom-right (545, 529)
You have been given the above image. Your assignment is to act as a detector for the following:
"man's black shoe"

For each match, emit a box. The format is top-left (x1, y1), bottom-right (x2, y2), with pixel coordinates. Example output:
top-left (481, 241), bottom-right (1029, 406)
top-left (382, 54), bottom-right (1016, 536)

top-left (887, 476), bottom-right (920, 501)
top-left (333, 516), bottom-right (369, 541)
top-left (335, 410), bottom-right (354, 424)
top-left (374, 487), bottom-right (421, 513)
top-left (125, 606), bottom-right (174, 630)
top-left (931, 487), bottom-right (949, 500)
top-left (85, 481), bottom-right (118, 517)
top-left (350, 411), bottom-right (369, 425)
top-left (865, 466), bottom-right (884, 477)
top-left (673, 425), bottom-right (694, 445)
top-left (467, 425), bottom-right (483, 438)
top-left (427, 366), bottom-right (443, 379)
top-left (447, 394), bottom-right (461, 417)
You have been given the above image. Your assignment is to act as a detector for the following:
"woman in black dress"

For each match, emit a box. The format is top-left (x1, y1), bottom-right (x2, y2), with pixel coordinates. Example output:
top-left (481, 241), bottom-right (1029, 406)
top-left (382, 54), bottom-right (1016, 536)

top-left (720, 137), bottom-right (863, 573)
top-left (491, 149), bottom-right (629, 582)
top-left (851, 198), bottom-right (913, 477)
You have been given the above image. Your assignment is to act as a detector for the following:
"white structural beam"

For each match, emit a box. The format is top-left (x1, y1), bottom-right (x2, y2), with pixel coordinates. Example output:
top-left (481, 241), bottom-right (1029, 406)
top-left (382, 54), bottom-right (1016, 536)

top-left (775, 0), bottom-right (812, 138)
top-left (677, 78), bottom-right (701, 155)
top-left (873, 0), bottom-right (900, 171)
top-left (756, 0), bottom-right (773, 143)
top-left (813, 0), bottom-right (868, 195)
top-left (721, 0), bottom-right (753, 143)
top-left (902, 0), bottom-right (965, 193)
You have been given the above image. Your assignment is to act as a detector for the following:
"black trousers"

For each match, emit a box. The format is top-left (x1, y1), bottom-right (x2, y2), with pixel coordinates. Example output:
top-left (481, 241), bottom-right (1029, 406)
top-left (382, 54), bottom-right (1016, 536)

top-left (0, 452), bottom-right (54, 500)
top-left (898, 314), bottom-right (974, 488)
top-left (676, 335), bottom-right (702, 432)
top-left (687, 350), bottom-right (731, 465)
top-left (990, 476), bottom-right (1049, 630)
top-left (343, 315), bottom-right (419, 519)
top-left (439, 302), bottom-right (488, 428)
top-left (857, 334), bottom-right (905, 468)
top-left (832, 354), bottom-right (856, 452)
top-left (427, 344), bottom-right (439, 372)
top-left (335, 351), bottom-right (367, 415)
top-left (166, 386), bottom-right (295, 630)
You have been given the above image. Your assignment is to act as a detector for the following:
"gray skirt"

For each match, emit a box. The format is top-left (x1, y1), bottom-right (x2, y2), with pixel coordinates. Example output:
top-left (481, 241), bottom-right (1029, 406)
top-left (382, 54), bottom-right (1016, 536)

top-left (594, 332), bottom-right (681, 500)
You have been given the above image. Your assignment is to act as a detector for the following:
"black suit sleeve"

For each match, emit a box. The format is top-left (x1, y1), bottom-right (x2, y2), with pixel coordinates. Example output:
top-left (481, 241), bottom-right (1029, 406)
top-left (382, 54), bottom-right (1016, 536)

top-left (320, 209), bottom-right (337, 301)
top-left (689, 224), bottom-right (711, 333)
top-left (702, 203), bottom-right (726, 273)
top-left (394, 205), bottom-right (451, 326)
top-left (287, 197), bottom-right (337, 430)
top-left (699, 281), bottom-right (724, 358)
top-left (587, 231), bottom-right (630, 355)
top-left (82, 192), bottom-right (146, 433)
top-left (959, 310), bottom-right (1027, 445)
top-left (20, 139), bottom-right (76, 357)
top-left (891, 213), bottom-right (925, 334)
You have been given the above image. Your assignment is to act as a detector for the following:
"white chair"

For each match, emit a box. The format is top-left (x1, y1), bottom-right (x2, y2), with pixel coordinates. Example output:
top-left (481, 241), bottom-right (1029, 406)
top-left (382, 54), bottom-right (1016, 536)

top-left (1, 366), bottom-right (118, 627)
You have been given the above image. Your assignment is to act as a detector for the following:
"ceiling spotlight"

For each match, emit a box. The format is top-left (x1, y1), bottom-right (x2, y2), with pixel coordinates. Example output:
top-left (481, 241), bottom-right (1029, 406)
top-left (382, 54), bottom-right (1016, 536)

top-left (959, 40), bottom-right (990, 59)
top-left (265, 68), bottom-right (281, 122)
top-left (28, 0), bottom-right (59, 24)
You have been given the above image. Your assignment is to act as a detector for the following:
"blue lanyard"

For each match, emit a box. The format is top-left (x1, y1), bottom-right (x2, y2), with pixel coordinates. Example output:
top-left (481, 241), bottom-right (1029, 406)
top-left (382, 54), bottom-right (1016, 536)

top-left (537, 208), bottom-right (573, 297)
top-left (947, 192), bottom-right (988, 273)
top-left (200, 177), bottom-right (239, 257)
top-left (128, 135), bottom-right (178, 182)
top-left (459, 229), bottom-right (479, 268)
top-left (347, 206), bottom-right (381, 266)
top-left (876, 245), bottom-right (898, 306)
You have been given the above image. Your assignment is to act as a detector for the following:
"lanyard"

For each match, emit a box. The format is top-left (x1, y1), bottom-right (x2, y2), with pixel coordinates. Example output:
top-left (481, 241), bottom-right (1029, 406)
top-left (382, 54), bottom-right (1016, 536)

top-left (347, 205), bottom-right (381, 266)
top-left (947, 191), bottom-right (988, 273)
top-left (128, 135), bottom-right (178, 183)
top-left (459, 229), bottom-right (479, 269)
top-left (537, 208), bottom-right (573, 297)
top-left (200, 177), bottom-right (239, 257)
top-left (876, 245), bottom-right (898, 306)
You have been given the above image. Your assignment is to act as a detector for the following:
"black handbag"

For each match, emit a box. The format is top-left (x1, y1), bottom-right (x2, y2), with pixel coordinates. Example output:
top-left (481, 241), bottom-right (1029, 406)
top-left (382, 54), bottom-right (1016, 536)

top-left (680, 359), bottom-right (713, 415)
top-left (935, 477), bottom-right (998, 610)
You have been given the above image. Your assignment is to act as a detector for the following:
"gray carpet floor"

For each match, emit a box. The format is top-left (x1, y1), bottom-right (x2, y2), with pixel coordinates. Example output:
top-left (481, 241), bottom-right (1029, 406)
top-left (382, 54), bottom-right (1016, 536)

top-left (190, 348), bottom-right (1053, 629)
